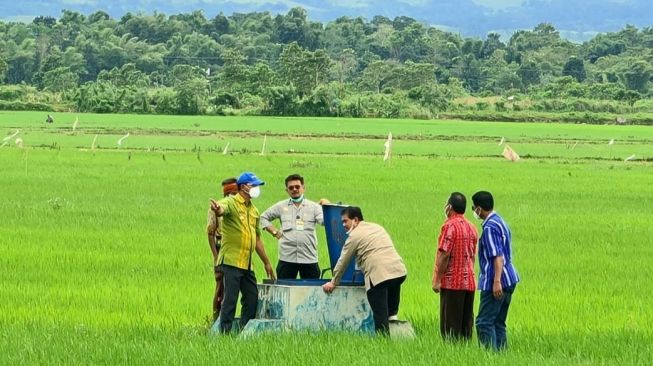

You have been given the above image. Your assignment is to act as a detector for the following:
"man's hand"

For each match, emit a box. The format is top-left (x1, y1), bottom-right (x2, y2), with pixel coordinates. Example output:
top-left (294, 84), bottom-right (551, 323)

top-left (322, 281), bottom-right (336, 293)
top-left (273, 230), bottom-right (282, 239)
top-left (432, 281), bottom-right (441, 294)
top-left (318, 198), bottom-right (331, 205)
top-left (493, 280), bottom-right (503, 299)
top-left (265, 263), bottom-right (276, 280)
top-left (210, 199), bottom-right (221, 214)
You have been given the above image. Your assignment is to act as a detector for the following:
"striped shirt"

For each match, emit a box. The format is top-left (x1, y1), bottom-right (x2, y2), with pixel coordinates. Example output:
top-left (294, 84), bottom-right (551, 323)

top-left (436, 214), bottom-right (478, 291)
top-left (216, 194), bottom-right (261, 270)
top-left (478, 212), bottom-right (520, 292)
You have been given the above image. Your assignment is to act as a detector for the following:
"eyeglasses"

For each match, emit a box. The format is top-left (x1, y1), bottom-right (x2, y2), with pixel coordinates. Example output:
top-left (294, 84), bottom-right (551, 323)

top-left (287, 185), bottom-right (302, 190)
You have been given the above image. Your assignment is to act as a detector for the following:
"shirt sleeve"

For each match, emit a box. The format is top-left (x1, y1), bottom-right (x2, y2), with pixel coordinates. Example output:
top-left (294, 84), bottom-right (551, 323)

top-left (260, 203), bottom-right (280, 228)
top-left (206, 207), bottom-right (218, 235)
top-left (315, 203), bottom-right (324, 226)
top-left (332, 237), bottom-right (357, 286)
top-left (438, 223), bottom-right (454, 253)
top-left (255, 213), bottom-right (261, 236)
top-left (218, 197), bottom-right (232, 216)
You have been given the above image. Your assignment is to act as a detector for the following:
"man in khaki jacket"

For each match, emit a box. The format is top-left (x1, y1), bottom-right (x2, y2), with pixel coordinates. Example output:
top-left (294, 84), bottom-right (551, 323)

top-left (322, 206), bottom-right (407, 334)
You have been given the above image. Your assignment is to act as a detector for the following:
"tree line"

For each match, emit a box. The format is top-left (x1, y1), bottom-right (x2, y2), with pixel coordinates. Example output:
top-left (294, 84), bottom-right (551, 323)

top-left (1, 8), bottom-right (652, 119)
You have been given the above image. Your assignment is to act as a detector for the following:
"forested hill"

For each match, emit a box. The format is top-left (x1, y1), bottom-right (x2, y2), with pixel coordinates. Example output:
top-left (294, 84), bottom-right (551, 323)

top-left (1, 8), bottom-right (653, 120)
top-left (4, 0), bottom-right (653, 40)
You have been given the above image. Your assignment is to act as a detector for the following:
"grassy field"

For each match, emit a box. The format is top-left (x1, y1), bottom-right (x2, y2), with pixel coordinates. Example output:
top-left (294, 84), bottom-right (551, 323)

top-left (1, 111), bottom-right (652, 364)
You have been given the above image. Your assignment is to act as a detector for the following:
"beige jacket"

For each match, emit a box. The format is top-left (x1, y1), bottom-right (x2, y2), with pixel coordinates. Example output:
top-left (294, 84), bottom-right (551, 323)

top-left (332, 221), bottom-right (407, 290)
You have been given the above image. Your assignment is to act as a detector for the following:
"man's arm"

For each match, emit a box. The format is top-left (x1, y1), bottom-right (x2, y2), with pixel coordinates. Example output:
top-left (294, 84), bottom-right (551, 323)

top-left (324, 237), bottom-right (357, 293)
top-left (255, 235), bottom-right (276, 280)
top-left (260, 204), bottom-right (282, 238)
top-left (206, 209), bottom-right (219, 264)
top-left (432, 250), bottom-right (450, 293)
top-left (210, 199), bottom-right (225, 216)
top-left (492, 255), bottom-right (505, 298)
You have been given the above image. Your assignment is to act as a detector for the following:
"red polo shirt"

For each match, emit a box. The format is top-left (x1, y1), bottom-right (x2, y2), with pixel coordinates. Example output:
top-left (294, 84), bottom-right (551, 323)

top-left (437, 214), bottom-right (478, 291)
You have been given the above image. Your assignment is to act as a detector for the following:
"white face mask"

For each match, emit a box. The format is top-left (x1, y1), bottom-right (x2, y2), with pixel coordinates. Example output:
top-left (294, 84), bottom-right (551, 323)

top-left (346, 220), bottom-right (358, 234)
top-left (443, 204), bottom-right (451, 219)
top-left (249, 186), bottom-right (261, 199)
top-left (473, 208), bottom-right (481, 220)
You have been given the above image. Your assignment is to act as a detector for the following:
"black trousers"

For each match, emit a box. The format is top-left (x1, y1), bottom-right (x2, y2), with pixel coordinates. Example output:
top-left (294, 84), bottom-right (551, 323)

top-left (276, 260), bottom-right (320, 279)
top-left (366, 275), bottom-right (406, 334)
top-left (218, 265), bottom-right (258, 333)
top-left (440, 288), bottom-right (475, 340)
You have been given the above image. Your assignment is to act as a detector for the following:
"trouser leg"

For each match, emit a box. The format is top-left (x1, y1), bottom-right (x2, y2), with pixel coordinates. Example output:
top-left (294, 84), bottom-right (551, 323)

top-left (239, 269), bottom-right (259, 329)
top-left (213, 269), bottom-right (224, 321)
top-left (366, 283), bottom-right (390, 335)
top-left (462, 290), bottom-right (475, 340)
top-left (476, 290), bottom-right (503, 349)
top-left (298, 263), bottom-right (321, 279)
top-left (495, 285), bottom-right (515, 350)
top-left (219, 265), bottom-right (243, 333)
top-left (387, 276), bottom-right (405, 317)
top-left (276, 260), bottom-right (300, 279)
top-left (440, 289), bottom-right (466, 340)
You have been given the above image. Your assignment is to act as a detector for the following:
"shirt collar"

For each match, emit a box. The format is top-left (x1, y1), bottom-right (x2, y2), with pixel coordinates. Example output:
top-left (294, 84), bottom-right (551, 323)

top-left (483, 211), bottom-right (496, 224)
top-left (235, 193), bottom-right (249, 206)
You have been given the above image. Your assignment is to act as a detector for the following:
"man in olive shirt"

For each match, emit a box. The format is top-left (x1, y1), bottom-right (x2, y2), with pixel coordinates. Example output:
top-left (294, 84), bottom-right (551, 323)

top-left (210, 172), bottom-right (276, 333)
top-left (260, 174), bottom-right (329, 279)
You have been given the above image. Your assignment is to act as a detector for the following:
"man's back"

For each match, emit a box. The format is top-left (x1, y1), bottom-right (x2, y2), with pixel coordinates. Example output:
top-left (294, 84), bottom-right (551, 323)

top-left (478, 212), bottom-right (519, 291)
top-left (438, 214), bottom-right (478, 291)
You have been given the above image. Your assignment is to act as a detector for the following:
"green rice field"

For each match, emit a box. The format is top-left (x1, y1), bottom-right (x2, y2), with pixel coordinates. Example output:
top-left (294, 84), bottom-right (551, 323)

top-left (1, 111), bottom-right (652, 364)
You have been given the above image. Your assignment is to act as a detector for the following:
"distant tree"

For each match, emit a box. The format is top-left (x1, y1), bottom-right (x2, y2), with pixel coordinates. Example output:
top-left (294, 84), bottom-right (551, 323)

top-left (620, 60), bottom-right (652, 93)
top-left (517, 61), bottom-right (541, 89)
top-left (563, 57), bottom-right (586, 82)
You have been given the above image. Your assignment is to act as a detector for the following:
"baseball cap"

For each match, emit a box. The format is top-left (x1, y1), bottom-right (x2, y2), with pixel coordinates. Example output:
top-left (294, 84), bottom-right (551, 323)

top-left (237, 172), bottom-right (265, 186)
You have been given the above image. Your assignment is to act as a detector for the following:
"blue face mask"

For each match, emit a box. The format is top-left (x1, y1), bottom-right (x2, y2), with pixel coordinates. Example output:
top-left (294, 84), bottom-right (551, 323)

top-left (291, 195), bottom-right (304, 203)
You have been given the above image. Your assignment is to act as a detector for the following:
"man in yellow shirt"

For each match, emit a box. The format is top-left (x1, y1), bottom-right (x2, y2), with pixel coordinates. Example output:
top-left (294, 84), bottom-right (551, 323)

top-left (210, 172), bottom-right (275, 333)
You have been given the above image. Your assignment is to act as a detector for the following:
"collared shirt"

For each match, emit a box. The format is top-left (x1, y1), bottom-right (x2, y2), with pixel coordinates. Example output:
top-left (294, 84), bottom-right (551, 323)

top-left (332, 221), bottom-right (407, 290)
top-left (216, 194), bottom-right (261, 270)
top-left (478, 212), bottom-right (520, 292)
top-left (437, 214), bottom-right (478, 291)
top-left (260, 198), bottom-right (323, 264)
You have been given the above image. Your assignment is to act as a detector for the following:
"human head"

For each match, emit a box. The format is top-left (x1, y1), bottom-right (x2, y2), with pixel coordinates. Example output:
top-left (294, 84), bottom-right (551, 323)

top-left (445, 192), bottom-right (467, 217)
top-left (237, 172), bottom-right (265, 198)
top-left (341, 206), bottom-right (364, 232)
top-left (285, 173), bottom-right (305, 199)
top-left (471, 191), bottom-right (494, 219)
top-left (221, 177), bottom-right (238, 197)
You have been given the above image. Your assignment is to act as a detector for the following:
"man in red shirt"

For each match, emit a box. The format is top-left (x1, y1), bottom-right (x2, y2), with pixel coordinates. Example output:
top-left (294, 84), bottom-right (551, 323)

top-left (433, 192), bottom-right (478, 340)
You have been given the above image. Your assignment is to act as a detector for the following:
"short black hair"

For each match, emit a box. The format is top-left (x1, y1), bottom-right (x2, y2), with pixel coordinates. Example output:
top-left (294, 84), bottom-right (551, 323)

top-left (221, 177), bottom-right (237, 186)
top-left (285, 174), bottom-right (304, 186)
top-left (341, 206), bottom-right (364, 221)
top-left (448, 192), bottom-right (467, 214)
top-left (472, 191), bottom-right (494, 211)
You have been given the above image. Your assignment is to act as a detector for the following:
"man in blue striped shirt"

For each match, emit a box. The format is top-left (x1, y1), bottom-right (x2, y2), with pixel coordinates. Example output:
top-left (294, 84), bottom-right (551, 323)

top-left (472, 191), bottom-right (520, 351)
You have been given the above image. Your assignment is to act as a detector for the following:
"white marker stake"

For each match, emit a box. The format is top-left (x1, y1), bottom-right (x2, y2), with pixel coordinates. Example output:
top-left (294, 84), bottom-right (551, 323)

top-left (117, 133), bottom-right (130, 146)
top-left (222, 142), bottom-right (230, 155)
top-left (383, 132), bottom-right (393, 161)
top-left (498, 136), bottom-right (505, 146)
top-left (260, 135), bottom-right (267, 156)
top-left (91, 134), bottom-right (98, 151)
top-left (3, 129), bottom-right (20, 142)
top-left (625, 154), bottom-right (636, 162)
top-left (72, 116), bottom-right (79, 132)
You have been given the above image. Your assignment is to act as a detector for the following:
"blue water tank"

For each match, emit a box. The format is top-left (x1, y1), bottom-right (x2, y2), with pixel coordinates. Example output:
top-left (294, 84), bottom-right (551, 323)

top-left (322, 203), bottom-right (363, 285)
